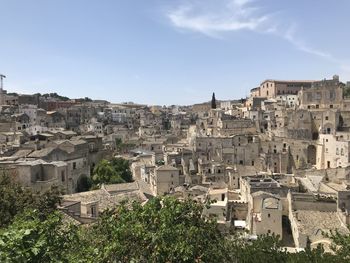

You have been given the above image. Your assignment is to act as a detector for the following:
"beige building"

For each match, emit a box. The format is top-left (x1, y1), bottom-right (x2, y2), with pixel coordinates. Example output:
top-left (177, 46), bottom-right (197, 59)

top-left (203, 188), bottom-right (229, 226)
top-left (248, 191), bottom-right (283, 238)
top-left (299, 75), bottom-right (343, 110)
top-left (61, 182), bottom-right (147, 223)
top-left (316, 133), bottom-right (350, 169)
top-left (4, 159), bottom-right (69, 193)
top-left (217, 116), bottom-right (257, 136)
top-left (150, 165), bottom-right (181, 195)
top-left (252, 80), bottom-right (313, 99)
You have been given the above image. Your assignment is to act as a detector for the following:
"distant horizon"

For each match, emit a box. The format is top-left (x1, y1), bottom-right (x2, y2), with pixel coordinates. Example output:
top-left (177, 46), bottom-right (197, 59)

top-left (1, 0), bottom-right (350, 105)
top-left (2, 87), bottom-right (242, 107)
top-left (1, 74), bottom-right (347, 107)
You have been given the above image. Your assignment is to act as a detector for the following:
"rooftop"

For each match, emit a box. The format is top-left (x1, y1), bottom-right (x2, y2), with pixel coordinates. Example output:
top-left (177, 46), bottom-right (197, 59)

top-left (156, 165), bottom-right (179, 171)
top-left (263, 197), bottom-right (280, 209)
top-left (63, 188), bottom-right (147, 212)
top-left (27, 147), bottom-right (57, 158)
top-left (261, 79), bottom-right (315, 85)
top-left (293, 210), bottom-right (349, 242)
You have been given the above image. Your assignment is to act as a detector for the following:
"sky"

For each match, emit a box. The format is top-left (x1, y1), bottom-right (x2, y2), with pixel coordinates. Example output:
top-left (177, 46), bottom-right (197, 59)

top-left (1, 0), bottom-right (350, 105)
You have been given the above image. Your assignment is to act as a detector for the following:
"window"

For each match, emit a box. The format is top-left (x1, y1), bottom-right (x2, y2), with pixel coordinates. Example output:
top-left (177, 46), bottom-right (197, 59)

top-left (221, 194), bottom-right (225, 201)
top-left (325, 116), bottom-right (329, 121)
top-left (61, 171), bottom-right (65, 182)
top-left (73, 162), bottom-right (77, 170)
top-left (341, 148), bottom-right (344, 156)
top-left (91, 206), bottom-right (96, 217)
top-left (268, 213), bottom-right (271, 218)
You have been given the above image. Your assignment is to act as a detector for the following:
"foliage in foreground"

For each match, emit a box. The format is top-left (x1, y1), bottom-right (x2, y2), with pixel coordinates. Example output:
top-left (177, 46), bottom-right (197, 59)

top-left (77, 198), bottom-right (231, 262)
top-left (0, 173), bottom-right (61, 228)
top-left (0, 210), bottom-right (77, 263)
top-left (2, 186), bottom-right (350, 262)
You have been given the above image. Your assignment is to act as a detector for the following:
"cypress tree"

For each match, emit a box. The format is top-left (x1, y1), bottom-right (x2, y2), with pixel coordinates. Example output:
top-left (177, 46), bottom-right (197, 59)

top-left (211, 92), bottom-right (217, 109)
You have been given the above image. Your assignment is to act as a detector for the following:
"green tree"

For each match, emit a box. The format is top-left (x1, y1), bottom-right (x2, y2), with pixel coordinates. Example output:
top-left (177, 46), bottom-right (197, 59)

top-left (110, 157), bottom-right (133, 182)
top-left (92, 159), bottom-right (125, 186)
top-left (211, 92), bottom-right (217, 109)
top-left (81, 197), bottom-right (231, 262)
top-left (76, 175), bottom-right (92, 193)
top-left (0, 210), bottom-right (78, 263)
top-left (325, 230), bottom-right (350, 262)
top-left (0, 172), bottom-right (61, 228)
top-left (231, 234), bottom-right (288, 263)
top-left (2, 191), bottom-right (350, 263)
top-left (115, 138), bottom-right (123, 152)
top-left (0, 172), bottom-right (35, 228)
top-left (115, 139), bottom-right (136, 154)
top-left (343, 86), bottom-right (350, 98)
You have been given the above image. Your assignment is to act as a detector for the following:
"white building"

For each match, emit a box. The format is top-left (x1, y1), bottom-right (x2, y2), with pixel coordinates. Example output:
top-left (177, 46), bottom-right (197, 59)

top-left (316, 133), bottom-right (350, 169)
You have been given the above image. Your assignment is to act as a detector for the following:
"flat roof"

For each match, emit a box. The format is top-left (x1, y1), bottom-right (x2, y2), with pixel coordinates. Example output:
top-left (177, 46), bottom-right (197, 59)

top-left (260, 79), bottom-right (315, 85)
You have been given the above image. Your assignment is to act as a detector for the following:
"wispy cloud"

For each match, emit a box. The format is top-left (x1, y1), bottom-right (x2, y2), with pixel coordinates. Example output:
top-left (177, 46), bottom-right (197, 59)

top-left (167, 0), bottom-right (275, 37)
top-left (282, 23), bottom-right (350, 73)
top-left (166, 0), bottom-right (350, 73)
top-left (283, 23), bottom-right (332, 59)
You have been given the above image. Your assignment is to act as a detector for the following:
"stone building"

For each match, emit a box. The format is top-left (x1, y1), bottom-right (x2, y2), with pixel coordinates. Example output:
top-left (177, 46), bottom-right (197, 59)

top-left (150, 165), bottom-right (181, 196)
top-left (316, 133), bottom-right (350, 169)
top-left (299, 75), bottom-right (344, 110)
top-left (249, 191), bottom-right (283, 238)
top-left (255, 79), bottom-right (313, 99)
top-left (203, 188), bottom-right (230, 227)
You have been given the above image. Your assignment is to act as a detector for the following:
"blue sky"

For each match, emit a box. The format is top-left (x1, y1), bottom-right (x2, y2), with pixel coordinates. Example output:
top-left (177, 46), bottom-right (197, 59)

top-left (1, 0), bottom-right (350, 105)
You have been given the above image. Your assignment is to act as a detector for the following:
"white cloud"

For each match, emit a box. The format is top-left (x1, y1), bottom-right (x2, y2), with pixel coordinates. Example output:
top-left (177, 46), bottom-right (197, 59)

top-left (166, 0), bottom-right (350, 74)
top-left (282, 24), bottom-right (350, 74)
top-left (283, 24), bottom-right (332, 59)
top-left (167, 0), bottom-right (275, 37)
